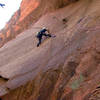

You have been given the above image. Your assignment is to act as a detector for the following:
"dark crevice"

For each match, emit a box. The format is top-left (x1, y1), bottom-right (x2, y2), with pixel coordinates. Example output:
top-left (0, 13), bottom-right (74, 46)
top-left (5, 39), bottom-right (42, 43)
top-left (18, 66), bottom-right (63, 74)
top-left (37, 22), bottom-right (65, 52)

top-left (84, 85), bottom-right (100, 100)
top-left (6, 87), bottom-right (11, 91)
top-left (0, 75), bottom-right (9, 81)
top-left (97, 86), bottom-right (100, 89)
top-left (67, 61), bottom-right (79, 76)
top-left (62, 18), bottom-right (68, 24)
top-left (37, 68), bottom-right (61, 100)
top-left (77, 17), bottom-right (84, 24)
top-left (56, 61), bottom-right (79, 100)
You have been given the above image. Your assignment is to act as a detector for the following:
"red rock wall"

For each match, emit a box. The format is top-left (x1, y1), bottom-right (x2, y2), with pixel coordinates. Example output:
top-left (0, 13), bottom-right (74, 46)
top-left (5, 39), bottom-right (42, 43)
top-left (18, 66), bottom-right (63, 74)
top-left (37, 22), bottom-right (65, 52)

top-left (1, 0), bottom-right (100, 100)
top-left (0, 0), bottom-right (76, 47)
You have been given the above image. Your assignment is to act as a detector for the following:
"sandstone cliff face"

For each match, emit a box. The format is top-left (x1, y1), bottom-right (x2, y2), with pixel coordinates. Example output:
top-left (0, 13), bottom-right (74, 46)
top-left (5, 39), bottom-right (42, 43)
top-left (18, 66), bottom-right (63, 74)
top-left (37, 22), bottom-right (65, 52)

top-left (0, 0), bottom-right (75, 47)
top-left (0, 0), bottom-right (100, 100)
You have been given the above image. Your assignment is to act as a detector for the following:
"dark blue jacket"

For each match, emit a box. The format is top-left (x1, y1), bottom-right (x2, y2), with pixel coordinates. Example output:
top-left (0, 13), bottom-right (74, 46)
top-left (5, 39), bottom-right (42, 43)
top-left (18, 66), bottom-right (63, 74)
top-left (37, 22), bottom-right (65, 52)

top-left (0, 3), bottom-right (5, 8)
top-left (37, 29), bottom-right (47, 38)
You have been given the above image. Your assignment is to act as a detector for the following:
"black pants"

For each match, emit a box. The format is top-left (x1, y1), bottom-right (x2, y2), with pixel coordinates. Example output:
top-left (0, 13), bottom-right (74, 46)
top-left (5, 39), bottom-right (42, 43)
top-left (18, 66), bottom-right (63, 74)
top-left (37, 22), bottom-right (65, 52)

top-left (37, 33), bottom-right (51, 47)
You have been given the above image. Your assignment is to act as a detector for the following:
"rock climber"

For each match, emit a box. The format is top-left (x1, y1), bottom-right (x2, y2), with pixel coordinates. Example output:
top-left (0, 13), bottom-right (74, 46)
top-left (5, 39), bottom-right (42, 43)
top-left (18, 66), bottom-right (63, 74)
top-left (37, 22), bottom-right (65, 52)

top-left (0, 3), bottom-right (5, 8)
top-left (36, 27), bottom-right (55, 47)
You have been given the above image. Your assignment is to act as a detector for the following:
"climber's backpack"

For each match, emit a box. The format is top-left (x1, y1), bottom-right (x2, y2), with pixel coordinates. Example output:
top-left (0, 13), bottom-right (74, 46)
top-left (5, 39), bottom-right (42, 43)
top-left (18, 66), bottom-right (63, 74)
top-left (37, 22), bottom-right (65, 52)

top-left (36, 32), bottom-right (41, 38)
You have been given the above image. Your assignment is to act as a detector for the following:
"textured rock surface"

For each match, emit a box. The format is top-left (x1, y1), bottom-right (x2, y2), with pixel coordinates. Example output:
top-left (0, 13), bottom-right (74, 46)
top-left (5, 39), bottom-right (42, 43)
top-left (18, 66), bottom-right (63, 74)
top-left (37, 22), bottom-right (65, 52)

top-left (0, 0), bottom-right (73, 47)
top-left (0, 0), bottom-right (100, 100)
